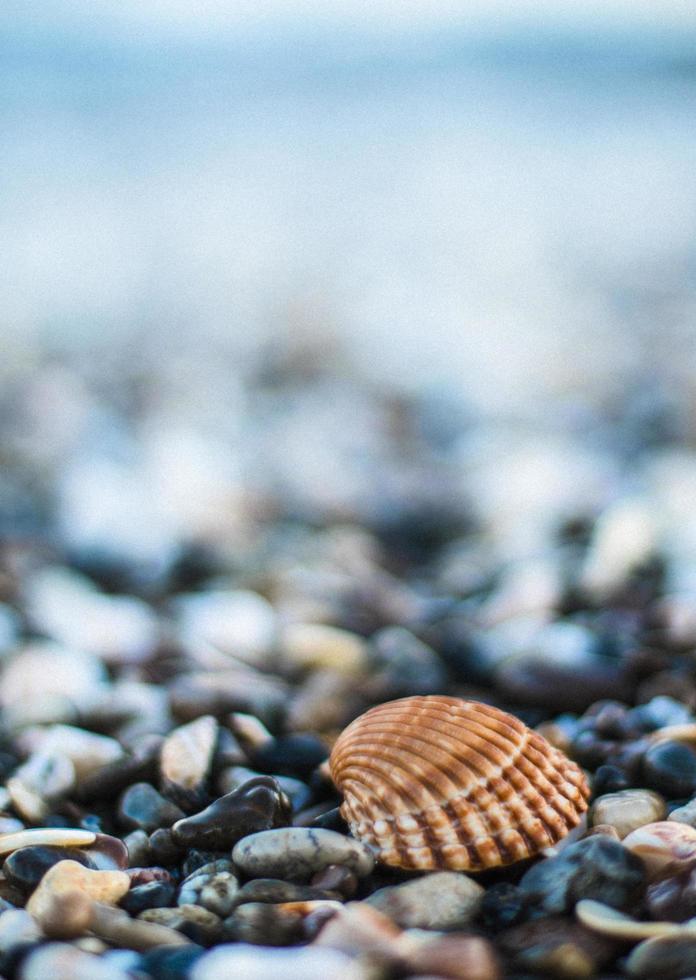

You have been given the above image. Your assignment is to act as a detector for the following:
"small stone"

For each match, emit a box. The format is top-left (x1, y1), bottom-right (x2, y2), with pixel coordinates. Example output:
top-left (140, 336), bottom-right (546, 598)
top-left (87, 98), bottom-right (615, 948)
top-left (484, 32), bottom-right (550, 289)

top-left (627, 934), bottom-right (696, 978)
top-left (177, 590), bottom-right (276, 668)
top-left (75, 743), bottom-right (160, 804)
top-left (169, 671), bottom-right (287, 728)
top-left (121, 880), bottom-right (177, 915)
top-left (17, 725), bottom-right (124, 781)
top-left (160, 716), bottom-right (218, 811)
top-left (124, 830), bottom-right (150, 867)
top-left (281, 623), bottom-right (368, 676)
top-left (0, 828), bottom-right (96, 856)
top-left (251, 734), bottom-right (329, 779)
top-left (7, 753), bottom-right (75, 822)
top-left (591, 789), bottom-right (666, 838)
top-left (645, 870), bottom-right (696, 922)
top-left (118, 783), bottom-right (185, 833)
top-left (4, 846), bottom-right (96, 892)
top-left (139, 905), bottom-right (221, 944)
top-left (148, 828), bottom-right (184, 865)
top-left (668, 798), bottom-right (696, 827)
top-left (642, 740), bottom-right (696, 799)
top-left (0, 909), bottom-right (43, 951)
top-left (26, 861), bottom-right (130, 936)
top-left (232, 828), bottom-right (375, 880)
top-left (85, 834), bottom-right (129, 871)
top-left (584, 823), bottom-right (621, 841)
top-left (367, 872), bottom-right (484, 930)
top-left (198, 873), bottom-right (240, 918)
top-left (519, 835), bottom-right (644, 914)
top-left (89, 902), bottom-right (192, 950)
top-left (172, 777), bottom-right (291, 850)
top-left (623, 821), bottom-right (696, 881)
top-left (140, 945), bottom-right (205, 980)
top-left (310, 865), bottom-right (358, 898)
top-left (18, 941), bottom-right (131, 980)
top-left (233, 878), bottom-right (340, 907)
top-left (479, 883), bottom-right (528, 931)
top-left (592, 764), bottom-right (632, 796)
top-left (223, 901), bottom-right (326, 946)
top-left (499, 916), bottom-right (618, 979)
top-left (311, 901), bottom-right (403, 960)
top-left (365, 626), bottom-right (446, 699)
top-left (190, 944), bottom-right (355, 980)
top-left (404, 934), bottom-right (502, 980)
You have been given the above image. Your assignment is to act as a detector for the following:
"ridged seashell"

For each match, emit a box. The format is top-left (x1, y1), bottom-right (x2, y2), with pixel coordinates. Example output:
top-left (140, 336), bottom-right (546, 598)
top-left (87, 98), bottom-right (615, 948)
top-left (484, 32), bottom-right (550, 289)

top-left (329, 696), bottom-right (590, 871)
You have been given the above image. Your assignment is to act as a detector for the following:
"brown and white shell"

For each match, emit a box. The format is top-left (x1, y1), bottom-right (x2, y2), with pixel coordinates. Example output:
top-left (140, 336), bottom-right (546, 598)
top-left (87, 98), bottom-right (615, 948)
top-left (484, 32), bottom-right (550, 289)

top-left (329, 695), bottom-right (589, 871)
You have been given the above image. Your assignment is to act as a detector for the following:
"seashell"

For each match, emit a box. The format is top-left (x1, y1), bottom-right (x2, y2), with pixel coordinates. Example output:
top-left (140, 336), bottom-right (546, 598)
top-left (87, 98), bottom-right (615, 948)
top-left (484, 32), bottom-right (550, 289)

top-left (329, 695), bottom-right (590, 871)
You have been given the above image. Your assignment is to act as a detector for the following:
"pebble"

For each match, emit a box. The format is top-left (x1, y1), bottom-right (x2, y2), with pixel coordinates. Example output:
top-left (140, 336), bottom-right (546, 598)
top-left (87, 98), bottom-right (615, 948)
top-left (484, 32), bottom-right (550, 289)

top-left (310, 901), bottom-right (403, 959)
top-left (232, 878), bottom-right (340, 907)
top-left (4, 846), bottom-right (96, 892)
top-left (626, 934), bottom-right (696, 979)
top-left (223, 900), bottom-right (339, 946)
top-left (190, 943), bottom-right (358, 980)
top-left (139, 905), bottom-right (222, 944)
top-left (140, 945), bottom-right (205, 980)
top-left (668, 798), bottom-right (696, 827)
top-left (118, 783), bottom-right (185, 833)
top-left (311, 865), bottom-right (358, 898)
top-left (367, 872), bottom-right (484, 930)
top-left (177, 590), bottom-right (277, 668)
top-left (18, 941), bottom-right (132, 980)
top-left (365, 626), bottom-right (446, 699)
top-left (623, 821), bottom-right (696, 881)
top-left (168, 670), bottom-right (287, 728)
top-left (197, 873), bottom-right (241, 918)
top-left (642, 740), bottom-right (696, 798)
top-left (85, 834), bottom-right (129, 871)
top-left (160, 716), bottom-right (218, 810)
top-left (499, 916), bottom-right (618, 978)
top-left (7, 753), bottom-right (75, 822)
top-left (172, 776), bottom-right (291, 850)
top-left (403, 934), bottom-right (502, 980)
top-left (591, 789), bottom-right (667, 838)
top-left (250, 734), bottom-right (329, 779)
top-left (121, 880), bottom-right (177, 915)
top-left (281, 623), bottom-right (368, 676)
top-left (26, 861), bottom-right (131, 937)
top-left (0, 828), bottom-right (96, 856)
top-left (89, 902), bottom-right (191, 950)
top-left (519, 835), bottom-right (645, 913)
top-left (0, 909), bottom-right (43, 951)
top-left (16, 725), bottom-right (124, 781)
top-left (232, 828), bottom-right (375, 880)
top-left (479, 883), bottom-right (529, 931)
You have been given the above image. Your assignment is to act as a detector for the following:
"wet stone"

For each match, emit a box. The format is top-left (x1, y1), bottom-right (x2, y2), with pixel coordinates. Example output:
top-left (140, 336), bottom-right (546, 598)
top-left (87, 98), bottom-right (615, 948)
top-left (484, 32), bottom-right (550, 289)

top-left (642, 740), bottom-right (696, 799)
top-left (232, 827), bottom-right (375, 880)
top-left (627, 934), bottom-right (696, 979)
top-left (139, 905), bottom-right (222, 945)
top-left (591, 789), bottom-right (667, 838)
top-left (3, 846), bottom-right (96, 892)
top-left (519, 835), bottom-right (645, 914)
top-left (120, 880), bottom-right (177, 915)
top-left (172, 777), bottom-right (291, 850)
top-left (232, 878), bottom-right (340, 907)
top-left (148, 829), bottom-right (185, 866)
top-left (367, 871), bottom-right (484, 930)
top-left (118, 783), bottom-right (185, 833)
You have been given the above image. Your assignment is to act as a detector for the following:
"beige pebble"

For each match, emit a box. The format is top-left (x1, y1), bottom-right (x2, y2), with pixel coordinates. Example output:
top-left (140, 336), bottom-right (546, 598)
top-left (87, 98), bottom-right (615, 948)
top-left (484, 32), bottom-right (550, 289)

top-left (26, 860), bottom-right (130, 933)
top-left (312, 901), bottom-right (404, 960)
top-left (623, 821), bottom-right (696, 881)
top-left (668, 799), bottom-right (696, 828)
top-left (591, 790), bottom-right (666, 839)
top-left (404, 934), bottom-right (502, 980)
top-left (576, 900), bottom-right (687, 941)
top-left (0, 828), bottom-right (96, 855)
top-left (281, 623), bottom-right (368, 676)
top-left (90, 902), bottom-right (191, 950)
top-left (26, 887), bottom-right (94, 939)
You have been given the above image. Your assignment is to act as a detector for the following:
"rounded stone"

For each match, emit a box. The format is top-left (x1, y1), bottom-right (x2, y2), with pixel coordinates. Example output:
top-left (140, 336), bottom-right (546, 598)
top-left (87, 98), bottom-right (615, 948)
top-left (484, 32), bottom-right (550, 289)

top-left (591, 789), bottom-right (666, 838)
top-left (190, 944), bottom-right (354, 980)
top-left (643, 741), bottom-right (696, 799)
top-left (18, 941), bottom-right (132, 980)
top-left (627, 934), bottom-right (696, 979)
top-left (250, 735), bottom-right (329, 779)
top-left (3, 846), bottom-right (96, 892)
top-left (118, 784), bottom-right (185, 833)
top-left (479, 883), bottom-right (528, 931)
top-left (120, 880), bottom-right (177, 915)
top-left (172, 777), bottom-right (291, 851)
top-left (232, 828), bottom-right (375, 880)
top-left (367, 872), bottom-right (484, 930)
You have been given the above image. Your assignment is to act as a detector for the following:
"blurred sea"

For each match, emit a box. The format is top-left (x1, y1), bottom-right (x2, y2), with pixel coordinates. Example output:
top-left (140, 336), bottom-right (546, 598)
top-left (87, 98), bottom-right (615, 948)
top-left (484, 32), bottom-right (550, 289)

top-left (3, 21), bottom-right (696, 416)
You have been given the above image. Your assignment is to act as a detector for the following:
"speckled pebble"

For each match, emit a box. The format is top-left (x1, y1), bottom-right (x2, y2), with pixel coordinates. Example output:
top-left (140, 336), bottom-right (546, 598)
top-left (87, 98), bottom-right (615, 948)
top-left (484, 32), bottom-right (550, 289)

top-left (367, 872), bottom-right (484, 930)
top-left (139, 904), bottom-right (222, 944)
top-left (232, 828), bottom-right (375, 880)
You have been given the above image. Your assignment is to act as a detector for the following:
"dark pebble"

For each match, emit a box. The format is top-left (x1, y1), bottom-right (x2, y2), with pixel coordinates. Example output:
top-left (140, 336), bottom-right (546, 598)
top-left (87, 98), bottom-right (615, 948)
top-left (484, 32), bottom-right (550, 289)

top-left (140, 944), bottom-right (206, 980)
top-left (3, 846), bottom-right (95, 892)
top-left (310, 865), bottom-right (358, 898)
top-left (148, 828), bottom-right (185, 865)
top-left (222, 902), bottom-right (306, 945)
top-left (479, 882), bottom-right (528, 930)
top-left (250, 734), bottom-right (329, 779)
top-left (519, 836), bottom-right (645, 914)
top-left (181, 851), bottom-right (229, 879)
top-left (592, 764), bottom-right (633, 797)
top-left (75, 747), bottom-right (160, 803)
top-left (232, 878), bottom-right (339, 907)
top-left (172, 777), bottom-right (291, 850)
top-left (121, 880), bottom-right (178, 915)
top-left (119, 783), bottom-right (185, 832)
top-left (309, 806), bottom-right (349, 833)
top-left (642, 740), bottom-right (696, 798)
top-left (646, 867), bottom-right (696, 922)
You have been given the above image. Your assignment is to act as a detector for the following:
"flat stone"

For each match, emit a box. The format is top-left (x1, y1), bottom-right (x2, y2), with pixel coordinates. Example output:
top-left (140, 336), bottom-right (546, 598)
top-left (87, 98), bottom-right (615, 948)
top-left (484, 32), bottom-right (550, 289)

top-left (172, 777), bottom-right (291, 850)
top-left (190, 944), bottom-right (356, 980)
top-left (160, 716), bottom-right (218, 811)
top-left (0, 828), bottom-right (96, 856)
top-left (576, 899), bottom-right (683, 940)
top-left (232, 828), bottom-right (375, 880)
top-left (591, 789), bottom-right (666, 839)
top-left (89, 902), bottom-right (191, 950)
top-left (367, 872), bottom-right (484, 930)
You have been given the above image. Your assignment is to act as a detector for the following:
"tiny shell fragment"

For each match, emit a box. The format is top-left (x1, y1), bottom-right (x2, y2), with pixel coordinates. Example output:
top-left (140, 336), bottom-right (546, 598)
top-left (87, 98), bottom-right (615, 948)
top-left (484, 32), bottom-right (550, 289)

top-left (329, 695), bottom-right (590, 871)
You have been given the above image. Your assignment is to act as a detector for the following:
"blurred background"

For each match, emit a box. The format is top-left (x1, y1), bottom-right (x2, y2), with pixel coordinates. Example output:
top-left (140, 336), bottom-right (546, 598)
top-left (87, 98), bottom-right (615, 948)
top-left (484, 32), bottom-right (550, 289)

top-left (2, 1), bottom-right (696, 597)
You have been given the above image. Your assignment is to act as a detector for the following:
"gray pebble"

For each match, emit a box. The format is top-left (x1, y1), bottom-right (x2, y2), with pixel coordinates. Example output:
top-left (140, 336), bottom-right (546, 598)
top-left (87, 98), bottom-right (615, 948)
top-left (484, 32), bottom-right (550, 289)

top-left (232, 828), bottom-right (374, 880)
top-left (0, 909), bottom-right (43, 951)
top-left (190, 944), bottom-right (355, 980)
top-left (627, 934), bottom-right (696, 978)
top-left (118, 783), bottom-right (185, 833)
